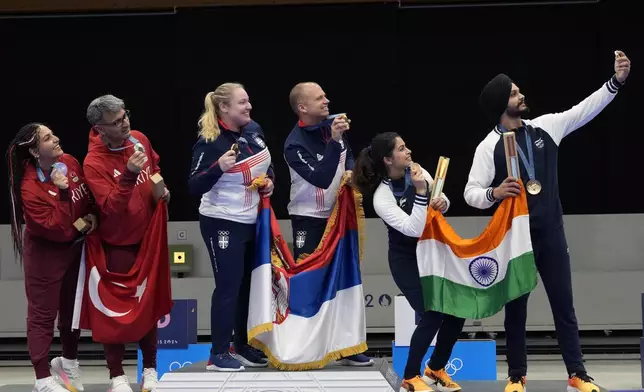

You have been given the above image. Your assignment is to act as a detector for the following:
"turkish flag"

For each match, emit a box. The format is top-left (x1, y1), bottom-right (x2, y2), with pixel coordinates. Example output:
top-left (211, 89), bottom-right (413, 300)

top-left (72, 202), bottom-right (173, 343)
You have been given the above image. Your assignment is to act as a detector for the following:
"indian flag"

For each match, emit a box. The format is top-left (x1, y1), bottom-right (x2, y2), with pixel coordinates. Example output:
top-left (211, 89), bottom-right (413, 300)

top-left (417, 188), bottom-right (537, 319)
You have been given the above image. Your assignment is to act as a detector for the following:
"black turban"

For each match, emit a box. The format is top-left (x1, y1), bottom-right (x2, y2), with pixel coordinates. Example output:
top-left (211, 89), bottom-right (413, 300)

top-left (479, 73), bottom-right (513, 122)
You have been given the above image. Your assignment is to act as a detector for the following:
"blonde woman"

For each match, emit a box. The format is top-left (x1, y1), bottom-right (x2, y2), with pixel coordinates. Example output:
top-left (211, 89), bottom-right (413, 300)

top-left (188, 83), bottom-right (274, 371)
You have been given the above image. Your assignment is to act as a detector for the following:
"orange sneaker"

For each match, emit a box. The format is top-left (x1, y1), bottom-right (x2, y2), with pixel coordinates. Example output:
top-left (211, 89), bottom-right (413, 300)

top-left (504, 376), bottom-right (527, 392)
top-left (423, 367), bottom-right (462, 392)
top-left (568, 373), bottom-right (600, 392)
top-left (401, 375), bottom-right (434, 391)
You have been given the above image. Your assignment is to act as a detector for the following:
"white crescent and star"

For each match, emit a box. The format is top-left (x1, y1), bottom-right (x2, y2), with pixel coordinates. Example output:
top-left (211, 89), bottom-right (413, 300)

top-left (88, 266), bottom-right (148, 318)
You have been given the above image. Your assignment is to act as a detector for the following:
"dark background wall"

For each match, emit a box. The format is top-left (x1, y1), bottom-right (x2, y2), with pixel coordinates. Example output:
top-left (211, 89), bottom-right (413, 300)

top-left (1, 0), bottom-right (640, 223)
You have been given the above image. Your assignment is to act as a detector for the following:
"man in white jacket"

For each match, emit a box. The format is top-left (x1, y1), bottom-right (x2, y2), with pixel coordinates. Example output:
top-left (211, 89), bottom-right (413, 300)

top-left (463, 51), bottom-right (631, 392)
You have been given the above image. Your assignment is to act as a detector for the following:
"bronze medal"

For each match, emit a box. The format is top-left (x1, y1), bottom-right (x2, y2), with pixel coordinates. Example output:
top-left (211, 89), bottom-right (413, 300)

top-left (526, 179), bottom-right (542, 195)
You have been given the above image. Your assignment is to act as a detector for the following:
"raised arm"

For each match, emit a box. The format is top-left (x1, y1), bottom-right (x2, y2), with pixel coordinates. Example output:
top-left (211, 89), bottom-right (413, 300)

top-left (373, 184), bottom-right (428, 238)
top-left (530, 75), bottom-right (622, 146)
top-left (531, 52), bottom-right (631, 145)
top-left (188, 138), bottom-right (231, 196)
top-left (84, 161), bottom-right (137, 217)
top-left (284, 141), bottom-right (342, 189)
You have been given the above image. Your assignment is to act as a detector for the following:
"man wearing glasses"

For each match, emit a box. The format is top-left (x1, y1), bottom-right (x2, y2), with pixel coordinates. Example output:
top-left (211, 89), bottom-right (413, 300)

top-left (83, 94), bottom-right (169, 392)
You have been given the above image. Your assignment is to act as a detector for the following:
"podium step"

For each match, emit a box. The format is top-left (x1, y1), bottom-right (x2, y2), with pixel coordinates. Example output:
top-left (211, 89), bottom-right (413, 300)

top-left (160, 358), bottom-right (396, 391)
top-left (150, 359), bottom-right (612, 392)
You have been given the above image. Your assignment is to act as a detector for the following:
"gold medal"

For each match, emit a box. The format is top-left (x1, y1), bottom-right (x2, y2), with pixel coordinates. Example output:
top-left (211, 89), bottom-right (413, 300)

top-left (526, 179), bottom-right (542, 195)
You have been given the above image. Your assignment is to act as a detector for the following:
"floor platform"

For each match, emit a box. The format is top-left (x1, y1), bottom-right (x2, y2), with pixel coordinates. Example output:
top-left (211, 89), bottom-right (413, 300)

top-left (0, 381), bottom-right (615, 392)
top-left (0, 358), bottom-right (614, 392)
top-left (0, 381), bottom-right (614, 392)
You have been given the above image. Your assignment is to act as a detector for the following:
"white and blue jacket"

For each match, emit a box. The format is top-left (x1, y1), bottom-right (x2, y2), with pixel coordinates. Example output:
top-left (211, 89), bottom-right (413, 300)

top-left (373, 165), bottom-right (450, 254)
top-left (284, 120), bottom-right (354, 219)
top-left (464, 75), bottom-right (623, 233)
top-left (189, 120), bottom-right (274, 224)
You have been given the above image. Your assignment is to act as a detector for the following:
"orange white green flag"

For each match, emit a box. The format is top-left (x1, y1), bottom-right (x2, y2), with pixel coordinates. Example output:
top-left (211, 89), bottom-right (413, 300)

top-left (417, 187), bottom-right (537, 319)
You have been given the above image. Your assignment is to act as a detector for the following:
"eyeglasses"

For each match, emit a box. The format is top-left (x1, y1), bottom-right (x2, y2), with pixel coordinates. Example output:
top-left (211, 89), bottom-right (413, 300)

top-left (99, 109), bottom-right (130, 128)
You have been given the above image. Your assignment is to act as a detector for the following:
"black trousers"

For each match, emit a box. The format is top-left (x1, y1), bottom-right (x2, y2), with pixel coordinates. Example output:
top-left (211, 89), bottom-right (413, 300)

top-left (389, 248), bottom-right (466, 380)
top-left (291, 215), bottom-right (327, 260)
top-left (505, 225), bottom-right (585, 377)
top-left (200, 214), bottom-right (256, 355)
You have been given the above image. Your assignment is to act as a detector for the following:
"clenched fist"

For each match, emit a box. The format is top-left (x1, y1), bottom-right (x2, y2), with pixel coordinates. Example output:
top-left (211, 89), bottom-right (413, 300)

top-left (218, 150), bottom-right (238, 172)
top-left (51, 168), bottom-right (69, 190)
top-left (127, 151), bottom-right (148, 173)
top-left (614, 50), bottom-right (631, 84)
top-left (410, 163), bottom-right (427, 195)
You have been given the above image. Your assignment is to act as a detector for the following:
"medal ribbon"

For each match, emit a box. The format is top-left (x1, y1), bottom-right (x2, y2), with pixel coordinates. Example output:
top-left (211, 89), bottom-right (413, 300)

top-left (515, 127), bottom-right (536, 183)
top-left (107, 135), bottom-right (141, 152)
top-left (36, 167), bottom-right (49, 182)
top-left (388, 167), bottom-right (412, 198)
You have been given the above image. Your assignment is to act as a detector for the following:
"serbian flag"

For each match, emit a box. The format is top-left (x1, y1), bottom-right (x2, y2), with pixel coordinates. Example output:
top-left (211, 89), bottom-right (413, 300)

top-left (71, 202), bottom-right (173, 343)
top-left (247, 177), bottom-right (367, 370)
top-left (417, 184), bottom-right (537, 320)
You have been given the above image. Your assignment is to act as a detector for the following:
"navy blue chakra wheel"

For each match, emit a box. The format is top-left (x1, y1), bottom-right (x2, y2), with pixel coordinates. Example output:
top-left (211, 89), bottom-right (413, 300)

top-left (469, 256), bottom-right (499, 287)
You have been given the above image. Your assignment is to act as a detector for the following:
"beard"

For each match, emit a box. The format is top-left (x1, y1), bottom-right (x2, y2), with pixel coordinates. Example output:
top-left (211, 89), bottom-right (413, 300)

top-left (506, 104), bottom-right (530, 118)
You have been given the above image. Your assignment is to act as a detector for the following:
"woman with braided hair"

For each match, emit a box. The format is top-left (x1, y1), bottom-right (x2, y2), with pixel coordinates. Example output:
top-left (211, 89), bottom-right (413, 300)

top-left (6, 123), bottom-right (97, 392)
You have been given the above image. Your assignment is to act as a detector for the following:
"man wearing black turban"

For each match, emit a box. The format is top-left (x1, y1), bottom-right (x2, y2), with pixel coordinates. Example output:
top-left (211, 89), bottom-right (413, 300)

top-left (463, 51), bottom-right (631, 392)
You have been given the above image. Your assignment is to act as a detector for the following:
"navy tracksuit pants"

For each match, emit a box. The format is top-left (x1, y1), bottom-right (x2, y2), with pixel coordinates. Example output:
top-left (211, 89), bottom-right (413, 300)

top-left (200, 214), bottom-right (255, 355)
top-left (505, 225), bottom-right (585, 377)
top-left (389, 248), bottom-right (466, 380)
top-left (291, 215), bottom-right (327, 260)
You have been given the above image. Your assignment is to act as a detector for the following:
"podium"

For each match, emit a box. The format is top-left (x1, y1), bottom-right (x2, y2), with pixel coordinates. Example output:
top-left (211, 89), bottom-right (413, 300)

top-left (137, 299), bottom-right (199, 382)
top-left (392, 296), bottom-right (497, 380)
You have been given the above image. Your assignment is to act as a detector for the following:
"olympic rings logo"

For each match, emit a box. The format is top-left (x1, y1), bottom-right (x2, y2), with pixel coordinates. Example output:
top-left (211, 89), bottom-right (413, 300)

top-left (157, 314), bottom-right (171, 328)
top-left (425, 357), bottom-right (463, 376)
top-left (168, 361), bottom-right (193, 371)
top-left (445, 358), bottom-right (463, 376)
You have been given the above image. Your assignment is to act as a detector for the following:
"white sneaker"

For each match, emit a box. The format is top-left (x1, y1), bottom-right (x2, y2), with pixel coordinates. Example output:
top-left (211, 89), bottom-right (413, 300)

top-left (51, 356), bottom-right (84, 392)
top-left (107, 375), bottom-right (133, 392)
top-left (32, 376), bottom-right (68, 392)
top-left (140, 368), bottom-right (159, 392)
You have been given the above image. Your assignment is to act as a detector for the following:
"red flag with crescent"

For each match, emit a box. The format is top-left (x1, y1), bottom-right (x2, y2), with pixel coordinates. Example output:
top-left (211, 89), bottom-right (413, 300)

top-left (72, 202), bottom-right (173, 343)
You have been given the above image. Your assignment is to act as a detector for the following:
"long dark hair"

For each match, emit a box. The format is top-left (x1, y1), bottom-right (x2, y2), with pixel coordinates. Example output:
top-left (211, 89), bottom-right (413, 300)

top-left (353, 132), bottom-right (400, 195)
top-left (5, 123), bottom-right (42, 261)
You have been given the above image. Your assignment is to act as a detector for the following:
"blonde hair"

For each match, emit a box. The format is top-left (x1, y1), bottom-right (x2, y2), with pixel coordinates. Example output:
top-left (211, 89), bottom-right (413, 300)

top-left (198, 82), bottom-right (244, 142)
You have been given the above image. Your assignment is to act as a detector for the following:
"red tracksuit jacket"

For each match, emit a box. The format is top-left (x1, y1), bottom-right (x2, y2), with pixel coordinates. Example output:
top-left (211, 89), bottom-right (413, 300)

top-left (83, 129), bottom-right (161, 246)
top-left (22, 154), bottom-right (94, 242)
